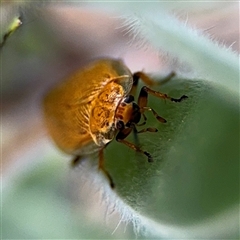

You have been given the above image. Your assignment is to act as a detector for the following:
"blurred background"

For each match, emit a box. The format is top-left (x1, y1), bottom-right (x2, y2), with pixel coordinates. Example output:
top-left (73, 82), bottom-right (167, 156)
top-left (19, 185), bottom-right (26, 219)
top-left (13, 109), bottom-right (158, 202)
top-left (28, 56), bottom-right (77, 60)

top-left (1, 2), bottom-right (239, 239)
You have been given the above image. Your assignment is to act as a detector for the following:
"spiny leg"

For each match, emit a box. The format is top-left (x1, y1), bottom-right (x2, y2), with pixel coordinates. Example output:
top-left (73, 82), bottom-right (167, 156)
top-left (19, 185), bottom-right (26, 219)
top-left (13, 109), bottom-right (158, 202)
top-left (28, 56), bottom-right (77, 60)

top-left (137, 86), bottom-right (187, 125)
top-left (98, 148), bottom-right (115, 188)
top-left (133, 71), bottom-right (157, 87)
top-left (128, 73), bottom-right (139, 97)
top-left (136, 113), bottom-right (147, 126)
top-left (116, 128), bottom-right (153, 162)
top-left (133, 71), bottom-right (187, 103)
top-left (134, 122), bottom-right (158, 138)
top-left (140, 86), bottom-right (188, 103)
top-left (131, 71), bottom-right (185, 124)
top-left (129, 70), bottom-right (160, 97)
top-left (137, 87), bottom-right (167, 123)
top-left (133, 71), bottom-right (176, 88)
top-left (142, 106), bottom-right (167, 123)
top-left (132, 123), bottom-right (157, 145)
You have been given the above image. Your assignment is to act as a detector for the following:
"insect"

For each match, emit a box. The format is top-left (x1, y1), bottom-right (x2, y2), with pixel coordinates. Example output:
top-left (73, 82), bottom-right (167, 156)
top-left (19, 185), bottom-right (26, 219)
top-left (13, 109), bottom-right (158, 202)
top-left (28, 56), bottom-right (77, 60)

top-left (43, 58), bottom-right (187, 188)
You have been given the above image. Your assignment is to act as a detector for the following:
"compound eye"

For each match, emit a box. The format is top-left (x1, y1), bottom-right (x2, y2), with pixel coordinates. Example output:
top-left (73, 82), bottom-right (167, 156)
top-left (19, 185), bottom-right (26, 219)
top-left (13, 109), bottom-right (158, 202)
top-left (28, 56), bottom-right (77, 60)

top-left (116, 120), bottom-right (125, 130)
top-left (124, 95), bottom-right (134, 103)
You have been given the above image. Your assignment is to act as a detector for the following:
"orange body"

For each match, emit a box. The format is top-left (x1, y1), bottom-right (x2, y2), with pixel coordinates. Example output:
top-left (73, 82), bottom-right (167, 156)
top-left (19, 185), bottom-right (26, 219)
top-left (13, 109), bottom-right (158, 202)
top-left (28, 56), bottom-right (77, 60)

top-left (43, 59), bottom-right (133, 155)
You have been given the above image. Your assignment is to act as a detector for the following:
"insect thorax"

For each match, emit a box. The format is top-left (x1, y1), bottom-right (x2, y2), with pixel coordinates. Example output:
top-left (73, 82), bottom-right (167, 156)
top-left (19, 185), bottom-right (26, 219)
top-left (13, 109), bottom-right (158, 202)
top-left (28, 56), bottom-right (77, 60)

top-left (89, 80), bottom-right (125, 146)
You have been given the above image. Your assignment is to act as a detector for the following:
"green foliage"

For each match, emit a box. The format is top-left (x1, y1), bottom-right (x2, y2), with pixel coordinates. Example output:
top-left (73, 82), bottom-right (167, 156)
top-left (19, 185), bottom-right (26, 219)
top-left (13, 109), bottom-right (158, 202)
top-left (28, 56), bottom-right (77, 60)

top-left (2, 2), bottom-right (239, 239)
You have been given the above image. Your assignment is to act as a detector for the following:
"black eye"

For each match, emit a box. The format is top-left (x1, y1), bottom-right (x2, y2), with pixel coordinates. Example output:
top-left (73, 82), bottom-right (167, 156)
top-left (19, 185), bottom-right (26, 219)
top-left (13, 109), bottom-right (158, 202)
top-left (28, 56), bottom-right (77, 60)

top-left (124, 95), bottom-right (134, 103)
top-left (116, 120), bottom-right (124, 130)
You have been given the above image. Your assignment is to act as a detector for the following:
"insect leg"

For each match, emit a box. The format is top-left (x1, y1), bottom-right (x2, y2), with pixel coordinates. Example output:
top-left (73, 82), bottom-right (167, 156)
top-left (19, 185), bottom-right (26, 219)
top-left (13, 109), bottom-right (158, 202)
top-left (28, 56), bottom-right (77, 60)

top-left (137, 86), bottom-right (167, 123)
top-left (128, 73), bottom-right (140, 97)
top-left (71, 155), bottom-right (83, 167)
top-left (142, 106), bottom-right (167, 123)
top-left (133, 71), bottom-right (187, 102)
top-left (133, 71), bottom-right (175, 87)
top-left (140, 86), bottom-right (188, 103)
top-left (136, 113), bottom-right (147, 126)
top-left (129, 70), bottom-right (165, 96)
top-left (116, 128), bottom-right (153, 162)
top-left (129, 71), bottom-right (155, 102)
top-left (98, 148), bottom-right (115, 188)
top-left (137, 127), bottom-right (158, 134)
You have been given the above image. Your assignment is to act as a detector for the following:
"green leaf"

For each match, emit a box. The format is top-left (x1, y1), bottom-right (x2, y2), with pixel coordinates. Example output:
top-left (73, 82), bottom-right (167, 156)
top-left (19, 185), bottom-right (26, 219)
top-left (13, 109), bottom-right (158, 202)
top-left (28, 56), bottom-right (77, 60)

top-left (2, 3), bottom-right (238, 239)
top-left (104, 78), bottom-right (239, 238)
top-left (0, 15), bottom-right (22, 49)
